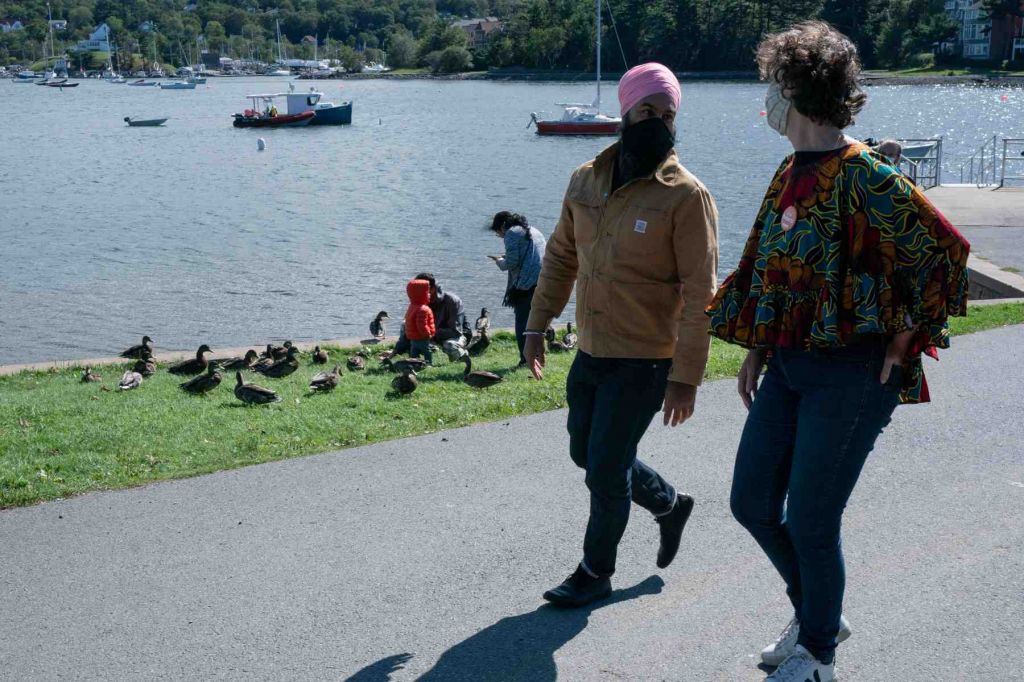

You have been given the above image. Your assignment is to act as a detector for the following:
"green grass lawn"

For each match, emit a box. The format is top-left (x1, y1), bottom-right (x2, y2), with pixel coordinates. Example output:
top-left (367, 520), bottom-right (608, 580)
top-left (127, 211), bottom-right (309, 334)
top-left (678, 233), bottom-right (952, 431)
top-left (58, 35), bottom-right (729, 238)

top-left (2, 303), bottom-right (1022, 509)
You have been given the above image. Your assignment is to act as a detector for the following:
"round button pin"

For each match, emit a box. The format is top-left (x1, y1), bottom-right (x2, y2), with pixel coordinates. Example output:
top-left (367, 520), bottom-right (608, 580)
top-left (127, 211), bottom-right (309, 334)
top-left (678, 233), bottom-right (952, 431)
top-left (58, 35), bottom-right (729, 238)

top-left (781, 206), bottom-right (798, 232)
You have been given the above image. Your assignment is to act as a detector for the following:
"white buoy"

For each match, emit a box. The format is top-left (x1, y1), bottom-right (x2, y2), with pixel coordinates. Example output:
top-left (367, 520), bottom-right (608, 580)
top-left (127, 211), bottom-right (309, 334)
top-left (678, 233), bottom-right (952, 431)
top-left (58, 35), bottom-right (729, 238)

top-left (257, 138), bottom-right (266, 151)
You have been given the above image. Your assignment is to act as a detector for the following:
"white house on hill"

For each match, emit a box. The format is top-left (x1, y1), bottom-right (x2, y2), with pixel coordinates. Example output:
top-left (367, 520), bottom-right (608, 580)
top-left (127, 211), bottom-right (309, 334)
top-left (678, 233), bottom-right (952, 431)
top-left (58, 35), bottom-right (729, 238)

top-left (74, 23), bottom-right (111, 52)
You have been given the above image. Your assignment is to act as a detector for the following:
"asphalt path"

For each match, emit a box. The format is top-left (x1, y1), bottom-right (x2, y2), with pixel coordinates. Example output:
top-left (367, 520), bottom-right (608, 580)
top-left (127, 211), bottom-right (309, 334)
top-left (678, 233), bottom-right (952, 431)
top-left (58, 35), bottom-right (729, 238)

top-left (1, 326), bottom-right (1022, 681)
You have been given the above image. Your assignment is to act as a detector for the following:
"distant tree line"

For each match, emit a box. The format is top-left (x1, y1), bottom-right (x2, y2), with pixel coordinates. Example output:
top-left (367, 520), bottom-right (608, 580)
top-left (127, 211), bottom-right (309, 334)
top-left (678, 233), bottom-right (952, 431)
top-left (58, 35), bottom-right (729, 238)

top-left (0, 0), bottom-right (987, 72)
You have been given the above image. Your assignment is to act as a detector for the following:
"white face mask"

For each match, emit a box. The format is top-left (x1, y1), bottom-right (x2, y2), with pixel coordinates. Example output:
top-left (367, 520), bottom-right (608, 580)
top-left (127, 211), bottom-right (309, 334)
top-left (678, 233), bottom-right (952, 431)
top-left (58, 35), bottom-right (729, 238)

top-left (765, 81), bottom-right (792, 136)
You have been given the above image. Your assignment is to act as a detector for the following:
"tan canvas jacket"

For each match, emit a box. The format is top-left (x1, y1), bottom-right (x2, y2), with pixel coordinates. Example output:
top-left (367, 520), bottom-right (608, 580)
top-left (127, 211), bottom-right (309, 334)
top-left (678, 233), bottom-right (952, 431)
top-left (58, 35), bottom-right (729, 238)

top-left (527, 143), bottom-right (719, 386)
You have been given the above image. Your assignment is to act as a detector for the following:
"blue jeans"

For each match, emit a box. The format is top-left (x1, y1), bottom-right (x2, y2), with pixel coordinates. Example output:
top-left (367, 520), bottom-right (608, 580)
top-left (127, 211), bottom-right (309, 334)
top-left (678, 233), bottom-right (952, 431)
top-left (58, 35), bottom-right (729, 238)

top-left (566, 352), bottom-right (677, 577)
top-left (730, 343), bottom-right (902, 664)
top-left (409, 339), bottom-right (432, 365)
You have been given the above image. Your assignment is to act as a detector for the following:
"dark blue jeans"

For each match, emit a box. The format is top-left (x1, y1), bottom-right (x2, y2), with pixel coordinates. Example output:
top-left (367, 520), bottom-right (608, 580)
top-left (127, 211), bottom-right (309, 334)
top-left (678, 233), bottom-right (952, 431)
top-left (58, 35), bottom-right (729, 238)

top-left (730, 343), bottom-right (902, 664)
top-left (566, 352), bottom-right (677, 577)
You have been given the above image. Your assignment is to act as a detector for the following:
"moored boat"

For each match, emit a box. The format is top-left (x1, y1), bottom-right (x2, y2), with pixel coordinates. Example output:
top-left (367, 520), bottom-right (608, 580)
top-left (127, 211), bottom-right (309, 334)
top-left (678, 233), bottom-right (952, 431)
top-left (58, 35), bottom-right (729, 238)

top-left (124, 117), bottom-right (168, 127)
top-left (127, 79), bottom-right (158, 87)
top-left (160, 80), bottom-right (197, 90)
top-left (232, 95), bottom-right (315, 128)
top-left (285, 87), bottom-right (353, 125)
top-left (45, 79), bottom-right (78, 88)
top-left (530, 0), bottom-right (620, 136)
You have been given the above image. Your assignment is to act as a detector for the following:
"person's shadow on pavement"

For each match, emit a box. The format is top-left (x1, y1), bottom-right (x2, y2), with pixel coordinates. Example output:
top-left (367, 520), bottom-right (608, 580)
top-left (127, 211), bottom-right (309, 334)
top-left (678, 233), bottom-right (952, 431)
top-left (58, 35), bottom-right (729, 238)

top-left (346, 652), bottom-right (414, 681)
top-left (346, 575), bottom-right (664, 682)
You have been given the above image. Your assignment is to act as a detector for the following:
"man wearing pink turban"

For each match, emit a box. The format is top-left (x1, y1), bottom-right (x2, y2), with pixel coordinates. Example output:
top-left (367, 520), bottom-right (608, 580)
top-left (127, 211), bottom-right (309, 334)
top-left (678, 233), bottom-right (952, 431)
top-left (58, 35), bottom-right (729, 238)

top-left (524, 63), bottom-right (720, 607)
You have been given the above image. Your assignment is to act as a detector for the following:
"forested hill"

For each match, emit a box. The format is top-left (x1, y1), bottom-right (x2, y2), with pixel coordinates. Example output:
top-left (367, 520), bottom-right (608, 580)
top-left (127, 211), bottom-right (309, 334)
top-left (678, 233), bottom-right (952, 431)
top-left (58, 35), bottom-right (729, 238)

top-left (0, 0), bottom-right (963, 72)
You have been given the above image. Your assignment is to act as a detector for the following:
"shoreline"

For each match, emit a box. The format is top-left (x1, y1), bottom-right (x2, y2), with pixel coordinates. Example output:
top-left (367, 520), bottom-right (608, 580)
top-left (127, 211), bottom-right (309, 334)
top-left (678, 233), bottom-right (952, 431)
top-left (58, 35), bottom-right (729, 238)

top-left (3, 301), bottom-right (1020, 375)
top-left (292, 69), bottom-right (1024, 87)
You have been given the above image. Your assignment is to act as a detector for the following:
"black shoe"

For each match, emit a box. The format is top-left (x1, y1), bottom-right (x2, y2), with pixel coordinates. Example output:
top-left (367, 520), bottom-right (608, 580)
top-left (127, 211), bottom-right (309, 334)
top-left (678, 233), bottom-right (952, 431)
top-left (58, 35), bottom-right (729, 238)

top-left (656, 494), bottom-right (694, 569)
top-left (542, 564), bottom-right (612, 608)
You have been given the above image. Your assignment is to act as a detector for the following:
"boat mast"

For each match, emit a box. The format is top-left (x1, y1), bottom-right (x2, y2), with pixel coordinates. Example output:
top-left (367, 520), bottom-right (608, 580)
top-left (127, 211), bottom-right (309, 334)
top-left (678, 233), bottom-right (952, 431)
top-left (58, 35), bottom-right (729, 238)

top-left (276, 20), bottom-right (284, 63)
top-left (47, 2), bottom-right (55, 73)
top-left (594, 0), bottom-right (601, 112)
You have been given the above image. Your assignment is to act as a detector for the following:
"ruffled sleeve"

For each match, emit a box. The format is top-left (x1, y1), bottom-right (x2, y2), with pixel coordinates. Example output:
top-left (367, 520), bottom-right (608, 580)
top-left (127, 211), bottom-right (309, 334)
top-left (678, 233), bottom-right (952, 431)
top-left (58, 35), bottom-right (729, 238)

top-left (851, 155), bottom-right (971, 401)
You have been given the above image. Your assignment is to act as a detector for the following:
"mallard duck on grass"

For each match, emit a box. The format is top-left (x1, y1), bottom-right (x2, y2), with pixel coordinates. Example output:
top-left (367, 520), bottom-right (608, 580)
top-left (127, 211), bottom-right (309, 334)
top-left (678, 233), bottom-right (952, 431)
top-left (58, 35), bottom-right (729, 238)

top-left (347, 353), bottom-right (366, 371)
top-left (382, 357), bottom-right (428, 374)
top-left (546, 327), bottom-right (569, 353)
top-left (391, 370), bottom-right (418, 395)
top-left (312, 346), bottom-right (329, 364)
top-left (120, 335), bottom-right (153, 359)
top-left (133, 353), bottom-right (156, 377)
top-left (257, 346), bottom-right (300, 379)
top-left (216, 350), bottom-right (259, 371)
top-left (168, 344), bottom-right (213, 375)
top-left (310, 365), bottom-right (342, 392)
top-left (467, 329), bottom-right (490, 357)
top-left (81, 367), bottom-right (101, 383)
top-left (563, 322), bottom-right (578, 349)
top-left (370, 311), bottom-right (390, 340)
top-left (118, 370), bottom-right (143, 391)
top-left (461, 354), bottom-right (502, 389)
top-left (475, 308), bottom-right (490, 334)
top-left (253, 346), bottom-right (277, 372)
top-left (180, 364), bottom-right (222, 395)
top-left (234, 372), bottom-right (280, 405)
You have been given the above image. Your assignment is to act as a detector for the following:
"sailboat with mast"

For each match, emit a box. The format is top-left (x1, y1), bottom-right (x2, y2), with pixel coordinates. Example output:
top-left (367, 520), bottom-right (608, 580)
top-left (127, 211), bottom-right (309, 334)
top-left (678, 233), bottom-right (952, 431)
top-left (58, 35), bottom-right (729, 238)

top-left (265, 20), bottom-right (291, 76)
top-left (530, 0), bottom-right (620, 136)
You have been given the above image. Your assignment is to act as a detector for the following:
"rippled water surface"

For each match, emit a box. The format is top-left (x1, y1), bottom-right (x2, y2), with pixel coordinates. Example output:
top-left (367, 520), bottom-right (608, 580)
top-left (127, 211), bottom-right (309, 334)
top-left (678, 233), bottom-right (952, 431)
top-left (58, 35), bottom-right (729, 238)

top-left (2, 78), bottom-right (1021, 364)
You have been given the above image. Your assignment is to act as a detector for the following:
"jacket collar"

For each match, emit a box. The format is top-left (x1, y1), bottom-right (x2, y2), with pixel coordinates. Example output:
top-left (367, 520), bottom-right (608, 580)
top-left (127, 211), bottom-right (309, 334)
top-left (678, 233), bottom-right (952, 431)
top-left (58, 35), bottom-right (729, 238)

top-left (594, 141), bottom-right (685, 188)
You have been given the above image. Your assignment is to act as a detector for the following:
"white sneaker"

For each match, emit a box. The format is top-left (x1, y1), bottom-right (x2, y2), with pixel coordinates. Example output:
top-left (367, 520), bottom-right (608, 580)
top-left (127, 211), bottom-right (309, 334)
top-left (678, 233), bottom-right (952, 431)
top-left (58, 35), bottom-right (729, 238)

top-left (761, 615), bottom-right (851, 667)
top-left (765, 645), bottom-right (835, 682)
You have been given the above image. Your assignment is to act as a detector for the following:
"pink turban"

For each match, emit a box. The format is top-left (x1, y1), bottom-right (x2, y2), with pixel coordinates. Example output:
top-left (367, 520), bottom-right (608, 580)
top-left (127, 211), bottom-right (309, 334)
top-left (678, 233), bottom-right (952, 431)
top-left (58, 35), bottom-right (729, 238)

top-left (617, 63), bottom-right (681, 117)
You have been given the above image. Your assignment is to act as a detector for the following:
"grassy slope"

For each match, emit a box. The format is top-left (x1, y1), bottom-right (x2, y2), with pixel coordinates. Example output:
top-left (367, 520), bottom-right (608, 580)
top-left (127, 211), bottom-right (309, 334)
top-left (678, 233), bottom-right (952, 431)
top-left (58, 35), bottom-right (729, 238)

top-left (2, 303), bottom-right (1022, 508)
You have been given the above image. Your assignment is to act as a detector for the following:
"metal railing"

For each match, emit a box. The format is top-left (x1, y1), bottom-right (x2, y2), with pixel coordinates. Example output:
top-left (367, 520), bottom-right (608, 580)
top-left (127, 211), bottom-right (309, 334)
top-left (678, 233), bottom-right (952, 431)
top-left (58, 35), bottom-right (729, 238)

top-left (999, 138), bottom-right (1024, 187)
top-left (958, 136), bottom-right (1000, 186)
top-left (897, 137), bottom-right (943, 189)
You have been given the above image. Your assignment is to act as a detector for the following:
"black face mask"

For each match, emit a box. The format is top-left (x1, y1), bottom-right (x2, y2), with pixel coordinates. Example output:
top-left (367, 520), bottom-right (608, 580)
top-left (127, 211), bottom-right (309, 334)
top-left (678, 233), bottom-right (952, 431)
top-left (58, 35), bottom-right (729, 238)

top-left (618, 117), bottom-right (675, 182)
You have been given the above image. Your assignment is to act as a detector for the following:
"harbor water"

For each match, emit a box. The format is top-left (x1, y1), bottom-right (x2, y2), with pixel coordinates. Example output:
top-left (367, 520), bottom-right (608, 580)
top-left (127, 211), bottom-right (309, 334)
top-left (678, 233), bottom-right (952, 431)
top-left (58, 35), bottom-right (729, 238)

top-left (2, 78), bottom-right (1021, 364)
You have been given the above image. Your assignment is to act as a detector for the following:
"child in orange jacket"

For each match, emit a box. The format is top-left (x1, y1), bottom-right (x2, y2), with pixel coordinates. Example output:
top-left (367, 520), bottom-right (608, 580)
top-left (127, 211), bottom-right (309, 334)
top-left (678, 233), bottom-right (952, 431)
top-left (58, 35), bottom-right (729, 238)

top-left (404, 279), bottom-right (435, 364)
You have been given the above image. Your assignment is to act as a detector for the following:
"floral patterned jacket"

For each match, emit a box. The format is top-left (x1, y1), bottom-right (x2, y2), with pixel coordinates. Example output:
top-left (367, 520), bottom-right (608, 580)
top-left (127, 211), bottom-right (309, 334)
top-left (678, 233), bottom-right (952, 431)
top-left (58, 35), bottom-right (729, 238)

top-left (706, 142), bottom-right (970, 403)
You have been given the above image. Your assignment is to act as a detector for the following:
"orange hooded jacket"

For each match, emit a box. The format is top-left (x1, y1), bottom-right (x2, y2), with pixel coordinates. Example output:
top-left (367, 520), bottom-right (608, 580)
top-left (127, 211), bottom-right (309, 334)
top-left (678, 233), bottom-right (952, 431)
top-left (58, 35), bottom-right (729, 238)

top-left (404, 279), bottom-right (436, 342)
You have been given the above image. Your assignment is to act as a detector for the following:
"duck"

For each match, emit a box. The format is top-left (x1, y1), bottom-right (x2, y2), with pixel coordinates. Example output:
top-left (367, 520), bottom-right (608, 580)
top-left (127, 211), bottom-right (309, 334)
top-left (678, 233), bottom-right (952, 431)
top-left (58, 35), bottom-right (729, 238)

top-left (370, 311), bottom-right (390, 340)
top-left (546, 327), bottom-right (569, 352)
top-left (268, 341), bottom-right (293, 360)
top-left (310, 365), bottom-right (342, 392)
top-left (562, 322), bottom-right (578, 349)
top-left (256, 346), bottom-right (300, 378)
top-left (391, 369), bottom-right (418, 395)
top-left (216, 350), bottom-right (259, 371)
top-left (347, 353), bottom-right (366, 371)
top-left (180, 364), bottom-right (222, 395)
top-left (461, 354), bottom-right (502, 389)
top-left (133, 352), bottom-right (156, 377)
top-left (81, 367), bottom-right (102, 383)
top-left (253, 346), bottom-right (277, 372)
top-left (382, 356), bottom-right (428, 374)
top-left (168, 344), bottom-right (213, 375)
top-left (466, 328), bottom-right (491, 357)
top-left (475, 308), bottom-right (490, 334)
top-left (118, 370), bottom-right (143, 391)
top-left (120, 335), bottom-right (153, 359)
top-left (312, 346), bottom-right (329, 364)
top-left (234, 372), bottom-right (281, 405)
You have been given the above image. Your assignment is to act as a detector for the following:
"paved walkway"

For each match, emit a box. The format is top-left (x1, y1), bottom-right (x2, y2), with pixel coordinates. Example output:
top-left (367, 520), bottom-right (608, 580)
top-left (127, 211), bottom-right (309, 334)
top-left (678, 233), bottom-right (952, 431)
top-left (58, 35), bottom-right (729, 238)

top-left (1, 327), bottom-right (1022, 681)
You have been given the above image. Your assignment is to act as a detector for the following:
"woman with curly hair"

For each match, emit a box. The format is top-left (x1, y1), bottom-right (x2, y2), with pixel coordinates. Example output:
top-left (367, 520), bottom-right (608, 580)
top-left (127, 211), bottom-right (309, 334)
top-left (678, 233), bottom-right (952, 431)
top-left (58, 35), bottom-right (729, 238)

top-left (706, 21), bottom-right (970, 682)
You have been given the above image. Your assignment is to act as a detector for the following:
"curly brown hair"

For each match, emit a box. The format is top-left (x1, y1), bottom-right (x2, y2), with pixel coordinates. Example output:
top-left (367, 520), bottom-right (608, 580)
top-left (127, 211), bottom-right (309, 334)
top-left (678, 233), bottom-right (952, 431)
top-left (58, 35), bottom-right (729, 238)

top-left (757, 21), bottom-right (867, 129)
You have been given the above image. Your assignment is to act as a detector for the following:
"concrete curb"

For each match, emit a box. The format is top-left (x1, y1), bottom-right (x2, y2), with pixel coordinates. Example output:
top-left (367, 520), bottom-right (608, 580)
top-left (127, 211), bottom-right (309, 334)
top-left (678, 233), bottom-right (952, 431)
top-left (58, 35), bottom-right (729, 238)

top-left (968, 254), bottom-right (1024, 300)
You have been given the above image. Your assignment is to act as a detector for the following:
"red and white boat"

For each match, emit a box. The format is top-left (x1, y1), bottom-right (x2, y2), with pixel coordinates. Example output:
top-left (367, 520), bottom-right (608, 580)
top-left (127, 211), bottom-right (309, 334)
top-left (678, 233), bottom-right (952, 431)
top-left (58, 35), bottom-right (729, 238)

top-left (530, 0), bottom-right (620, 136)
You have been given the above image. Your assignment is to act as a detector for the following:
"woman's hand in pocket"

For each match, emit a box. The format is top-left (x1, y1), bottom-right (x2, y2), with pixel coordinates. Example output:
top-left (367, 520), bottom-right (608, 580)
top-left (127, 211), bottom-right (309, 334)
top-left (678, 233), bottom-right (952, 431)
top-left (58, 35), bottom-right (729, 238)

top-left (881, 329), bottom-right (916, 384)
top-left (738, 349), bottom-right (766, 410)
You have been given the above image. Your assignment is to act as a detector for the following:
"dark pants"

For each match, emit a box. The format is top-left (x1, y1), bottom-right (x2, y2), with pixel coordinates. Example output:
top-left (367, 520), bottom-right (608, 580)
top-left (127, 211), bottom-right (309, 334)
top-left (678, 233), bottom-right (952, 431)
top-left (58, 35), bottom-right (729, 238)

top-left (729, 344), bottom-right (902, 664)
top-left (566, 352), bottom-right (677, 577)
top-left (409, 339), bottom-right (432, 364)
top-left (512, 297), bottom-right (533, 364)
